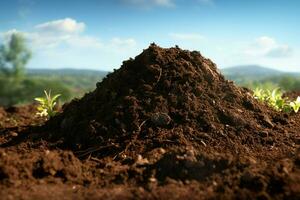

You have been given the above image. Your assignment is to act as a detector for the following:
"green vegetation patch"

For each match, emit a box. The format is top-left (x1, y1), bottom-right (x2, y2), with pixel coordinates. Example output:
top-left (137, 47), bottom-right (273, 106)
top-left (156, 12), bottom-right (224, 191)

top-left (253, 88), bottom-right (300, 113)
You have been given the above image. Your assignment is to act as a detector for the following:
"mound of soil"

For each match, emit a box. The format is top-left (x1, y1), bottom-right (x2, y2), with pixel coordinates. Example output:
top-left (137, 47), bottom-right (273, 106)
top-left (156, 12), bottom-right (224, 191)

top-left (49, 44), bottom-right (287, 151)
top-left (1, 44), bottom-right (300, 199)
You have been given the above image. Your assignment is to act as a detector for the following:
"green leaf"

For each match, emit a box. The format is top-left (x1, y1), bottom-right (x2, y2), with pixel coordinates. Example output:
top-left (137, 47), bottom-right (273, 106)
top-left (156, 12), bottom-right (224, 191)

top-left (34, 90), bottom-right (61, 118)
top-left (34, 97), bottom-right (45, 102)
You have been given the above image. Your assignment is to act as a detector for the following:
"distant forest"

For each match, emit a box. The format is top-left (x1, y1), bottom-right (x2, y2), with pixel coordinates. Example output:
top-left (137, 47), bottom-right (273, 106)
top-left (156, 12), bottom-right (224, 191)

top-left (222, 65), bottom-right (300, 92)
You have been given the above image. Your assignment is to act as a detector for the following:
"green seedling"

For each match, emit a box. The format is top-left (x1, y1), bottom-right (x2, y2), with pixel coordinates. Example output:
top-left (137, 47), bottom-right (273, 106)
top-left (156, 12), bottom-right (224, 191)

top-left (290, 96), bottom-right (300, 113)
top-left (253, 88), bottom-right (268, 102)
top-left (253, 88), bottom-right (299, 113)
top-left (254, 88), bottom-right (285, 111)
top-left (267, 88), bottom-right (287, 111)
top-left (35, 90), bottom-right (61, 118)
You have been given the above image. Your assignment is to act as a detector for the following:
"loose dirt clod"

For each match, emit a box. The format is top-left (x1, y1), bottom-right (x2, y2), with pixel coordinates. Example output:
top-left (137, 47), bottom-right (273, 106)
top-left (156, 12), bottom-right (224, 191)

top-left (150, 112), bottom-right (171, 126)
top-left (1, 44), bottom-right (300, 200)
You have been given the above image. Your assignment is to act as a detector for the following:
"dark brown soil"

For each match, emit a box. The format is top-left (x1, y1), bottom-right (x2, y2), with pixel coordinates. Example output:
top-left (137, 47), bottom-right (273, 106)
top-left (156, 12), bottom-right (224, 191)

top-left (0, 104), bottom-right (43, 128)
top-left (0, 104), bottom-right (45, 145)
top-left (0, 44), bottom-right (300, 200)
top-left (284, 91), bottom-right (300, 100)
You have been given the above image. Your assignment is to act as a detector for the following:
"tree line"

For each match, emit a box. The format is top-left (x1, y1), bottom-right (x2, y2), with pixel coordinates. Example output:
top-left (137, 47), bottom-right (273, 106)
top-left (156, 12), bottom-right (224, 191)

top-left (0, 33), bottom-right (72, 107)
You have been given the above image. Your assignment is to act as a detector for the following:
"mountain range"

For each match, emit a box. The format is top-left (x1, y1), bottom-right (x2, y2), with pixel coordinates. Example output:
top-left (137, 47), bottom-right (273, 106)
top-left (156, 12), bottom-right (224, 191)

top-left (221, 65), bottom-right (300, 83)
top-left (26, 65), bottom-right (300, 82)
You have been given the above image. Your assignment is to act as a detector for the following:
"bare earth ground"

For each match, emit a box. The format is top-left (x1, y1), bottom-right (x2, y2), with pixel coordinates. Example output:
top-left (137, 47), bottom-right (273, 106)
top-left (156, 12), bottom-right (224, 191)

top-left (0, 45), bottom-right (300, 200)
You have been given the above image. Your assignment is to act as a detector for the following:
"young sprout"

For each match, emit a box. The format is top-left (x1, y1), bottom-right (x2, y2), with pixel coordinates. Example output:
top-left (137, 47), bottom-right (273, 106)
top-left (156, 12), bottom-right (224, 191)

top-left (253, 88), bottom-right (268, 102)
top-left (35, 90), bottom-right (61, 118)
top-left (267, 88), bottom-right (286, 111)
top-left (290, 96), bottom-right (300, 113)
top-left (253, 88), bottom-right (299, 113)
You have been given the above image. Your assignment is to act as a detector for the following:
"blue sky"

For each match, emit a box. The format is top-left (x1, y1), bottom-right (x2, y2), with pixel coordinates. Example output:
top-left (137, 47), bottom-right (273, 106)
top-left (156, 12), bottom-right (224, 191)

top-left (0, 0), bottom-right (300, 72)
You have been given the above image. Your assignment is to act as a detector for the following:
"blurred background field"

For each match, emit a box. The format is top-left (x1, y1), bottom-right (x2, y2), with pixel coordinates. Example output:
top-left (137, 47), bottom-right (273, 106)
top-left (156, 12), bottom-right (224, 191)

top-left (222, 65), bottom-right (300, 91)
top-left (0, 33), bottom-right (299, 107)
top-left (0, 69), bottom-right (107, 106)
top-left (1, 64), bottom-right (300, 107)
top-left (0, 32), bottom-right (107, 106)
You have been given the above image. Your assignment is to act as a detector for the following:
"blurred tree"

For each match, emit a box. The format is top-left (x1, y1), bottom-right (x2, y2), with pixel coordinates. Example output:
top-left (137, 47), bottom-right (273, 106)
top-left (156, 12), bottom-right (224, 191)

top-left (0, 33), bottom-right (31, 79)
top-left (0, 33), bottom-right (76, 107)
top-left (0, 76), bottom-right (73, 107)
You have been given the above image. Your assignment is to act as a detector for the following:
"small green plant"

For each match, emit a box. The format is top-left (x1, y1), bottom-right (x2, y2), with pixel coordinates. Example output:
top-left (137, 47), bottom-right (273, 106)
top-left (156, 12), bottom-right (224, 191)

top-left (290, 96), bottom-right (300, 113)
top-left (267, 88), bottom-right (287, 111)
top-left (253, 88), bottom-right (269, 102)
top-left (35, 90), bottom-right (61, 118)
top-left (253, 87), bottom-right (300, 113)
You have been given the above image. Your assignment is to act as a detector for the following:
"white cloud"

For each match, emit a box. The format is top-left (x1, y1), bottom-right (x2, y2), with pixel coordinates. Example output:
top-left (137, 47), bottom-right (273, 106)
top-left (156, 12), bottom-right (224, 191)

top-left (110, 37), bottom-right (137, 48)
top-left (0, 29), bottom-right (19, 41)
top-left (1, 26), bottom-right (136, 51)
top-left (256, 36), bottom-right (276, 47)
top-left (266, 45), bottom-right (292, 57)
top-left (0, 18), bottom-right (101, 50)
top-left (65, 35), bottom-right (103, 49)
top-left (35, 18), bottom-right (85, 35)
top-left (245, 36), bottom-right (292, 58)
top-left (122, 0), bottom-right (175, 8)
top-left (0, 18), bottom-right (138, 70)
top-left (27, 32), bottom-right (66, 49)
top-left (169, 33), bottom-right (205, 42)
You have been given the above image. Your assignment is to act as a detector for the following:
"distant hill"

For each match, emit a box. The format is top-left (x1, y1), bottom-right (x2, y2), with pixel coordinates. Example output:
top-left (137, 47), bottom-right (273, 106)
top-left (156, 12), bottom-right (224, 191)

top-left (221, 65), bottom-right (282, 79)
top-left (221, 65), bottom-right (300, 84)
top-left (24, 68), bottom-right (110, 99)
top-left (27, 68), bottom-right (109, 77)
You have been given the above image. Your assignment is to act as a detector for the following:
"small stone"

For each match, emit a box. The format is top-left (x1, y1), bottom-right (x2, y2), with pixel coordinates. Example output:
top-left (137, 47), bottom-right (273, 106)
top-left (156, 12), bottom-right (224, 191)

top-left (262, 115), bottom-right (274, 128)
top-left (150, 112), bottom-right (171, 126)
top-left (185, 149), bottom-right (196, 157)
top-left (259, 131), bottom-right (268, 138)
top-left (237, 109), bottom-right (243, 113)
top-left (49, 169), bottom-right (56, 176)
top-left (282, 167), bottom-right (289, 174)
top-left (120, 154), bottom-right (127, 159)
top-left (247, 156), bottom-right (257, 164)
top-left (10, 132), bottom-right (18, 137)
top-left (143, 84), bottom-right (153, 91)
top-left (158, 148), bottom-right (166, 154)
top-left (149, 177), bottom-right (157, 182)
top-left (136, 154), bottom-right (149, 165)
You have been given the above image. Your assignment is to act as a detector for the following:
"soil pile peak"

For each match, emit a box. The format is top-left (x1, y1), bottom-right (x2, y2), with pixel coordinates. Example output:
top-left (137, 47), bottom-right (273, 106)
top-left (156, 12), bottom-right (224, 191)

top-left (48, 44), bottom-right (280, 157)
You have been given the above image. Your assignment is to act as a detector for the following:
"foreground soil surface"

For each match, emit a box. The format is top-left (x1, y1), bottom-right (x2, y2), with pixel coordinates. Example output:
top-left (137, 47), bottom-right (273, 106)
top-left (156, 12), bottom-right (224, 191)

top-left (1, 45), bottom-right (300, 200)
